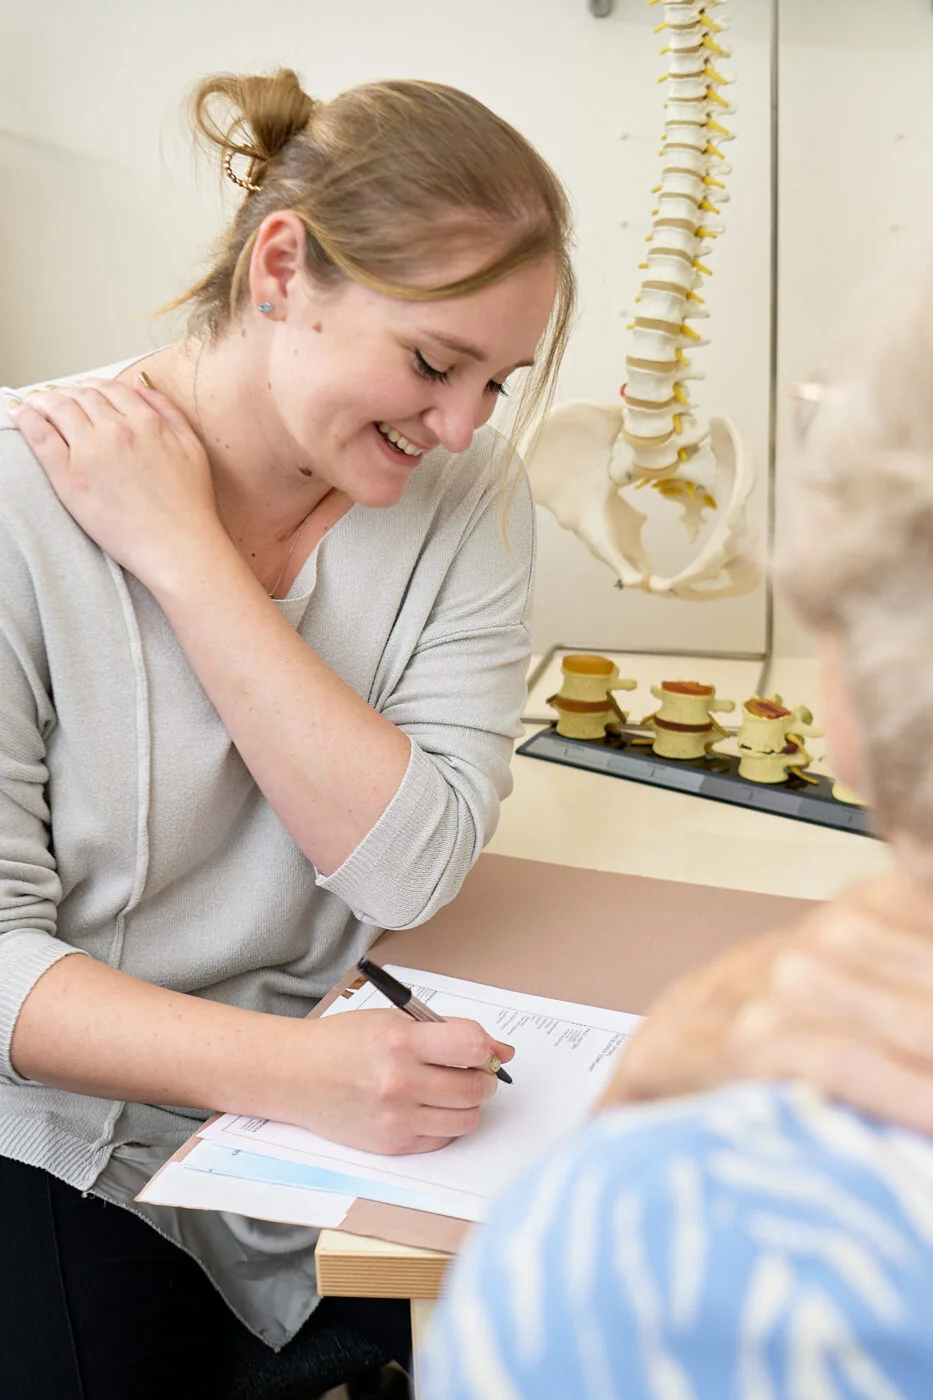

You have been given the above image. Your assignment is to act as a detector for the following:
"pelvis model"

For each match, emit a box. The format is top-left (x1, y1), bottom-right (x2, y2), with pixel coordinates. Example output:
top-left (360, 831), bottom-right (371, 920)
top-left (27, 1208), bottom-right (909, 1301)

top-left (525, 0), bottom-right (757, 600)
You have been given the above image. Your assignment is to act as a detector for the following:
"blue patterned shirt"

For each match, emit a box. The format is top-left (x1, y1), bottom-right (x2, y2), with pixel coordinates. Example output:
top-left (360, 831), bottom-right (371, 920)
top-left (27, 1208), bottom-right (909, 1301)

top-left (422, 1082), bottom-right (933, 1399)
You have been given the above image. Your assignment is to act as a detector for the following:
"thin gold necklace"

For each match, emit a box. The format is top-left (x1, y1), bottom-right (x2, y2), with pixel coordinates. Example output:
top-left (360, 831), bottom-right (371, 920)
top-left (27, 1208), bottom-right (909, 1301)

top-left (191, 343), bottom-right (313, 599)
top-left (262, 510), bottom-right (313, 600)
top-left (214, 494), bottom-right (313, 600)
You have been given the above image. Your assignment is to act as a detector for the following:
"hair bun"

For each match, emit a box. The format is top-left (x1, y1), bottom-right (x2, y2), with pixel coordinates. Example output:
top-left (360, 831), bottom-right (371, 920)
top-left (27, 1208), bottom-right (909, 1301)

top-left (192, 69), bottom-right (316, 189)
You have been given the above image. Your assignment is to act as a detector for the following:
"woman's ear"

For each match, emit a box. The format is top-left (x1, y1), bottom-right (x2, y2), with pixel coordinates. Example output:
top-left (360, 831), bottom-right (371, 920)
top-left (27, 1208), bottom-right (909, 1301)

top-left (248, 212), bottom-right (309, 317)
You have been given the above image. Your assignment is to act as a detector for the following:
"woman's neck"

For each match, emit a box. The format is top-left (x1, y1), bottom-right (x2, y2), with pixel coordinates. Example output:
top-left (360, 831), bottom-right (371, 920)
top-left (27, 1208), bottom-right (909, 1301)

top-left (134, 337), bottom-right (334, 543)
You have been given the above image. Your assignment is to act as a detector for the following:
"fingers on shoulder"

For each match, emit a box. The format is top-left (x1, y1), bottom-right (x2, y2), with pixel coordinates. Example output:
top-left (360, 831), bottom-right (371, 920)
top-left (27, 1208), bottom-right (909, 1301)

top-left (131, 378), bottom-right (200, 439)
top-left (800, 899), bottom-right (933, 994)
top-left (31, 383), bottom-right (138, 451)
top-left (76, 379), bottom-right (167, 435)
top-left (730, 1013), bottom-right (933, 1134)
top-left (729, 993), bottom-right (865, 1080)
top-left (70, 377), bottom-right (190, 442)
top-left (7, 400), bottom-right (72, 470)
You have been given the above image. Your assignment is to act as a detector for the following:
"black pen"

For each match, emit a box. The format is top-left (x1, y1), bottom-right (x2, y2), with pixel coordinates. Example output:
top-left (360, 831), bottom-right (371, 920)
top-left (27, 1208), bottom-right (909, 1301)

top-left (357, 958), bottom-right (513, 1084)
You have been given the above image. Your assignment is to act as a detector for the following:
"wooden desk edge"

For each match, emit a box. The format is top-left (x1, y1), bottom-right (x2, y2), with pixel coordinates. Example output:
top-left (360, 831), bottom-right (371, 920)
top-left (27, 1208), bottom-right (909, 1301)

top-left (315, 1229), bottom-right (452, 1300)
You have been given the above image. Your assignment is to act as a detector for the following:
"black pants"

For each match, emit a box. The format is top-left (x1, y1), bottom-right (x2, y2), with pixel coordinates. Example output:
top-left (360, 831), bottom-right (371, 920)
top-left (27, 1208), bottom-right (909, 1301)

top-left (0, 1154), bottom-right (411, 1399)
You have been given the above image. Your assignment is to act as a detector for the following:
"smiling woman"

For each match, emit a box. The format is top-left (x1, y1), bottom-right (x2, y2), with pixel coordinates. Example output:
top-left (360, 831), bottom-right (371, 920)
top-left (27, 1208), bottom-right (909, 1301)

top-left (170, 69), bottom-right (575, 510)
top-left (0, 67), bottom-right (575, 1400)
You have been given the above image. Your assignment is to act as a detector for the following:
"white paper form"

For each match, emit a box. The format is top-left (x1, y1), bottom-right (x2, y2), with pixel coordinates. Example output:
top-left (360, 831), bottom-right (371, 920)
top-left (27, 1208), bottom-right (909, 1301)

top-left (197, 968), bottom-right (641, 1222)
top-left (137, 1159), bottom-right (355, 1227)
top-left (178, 1140), bottom-right (473, 1219)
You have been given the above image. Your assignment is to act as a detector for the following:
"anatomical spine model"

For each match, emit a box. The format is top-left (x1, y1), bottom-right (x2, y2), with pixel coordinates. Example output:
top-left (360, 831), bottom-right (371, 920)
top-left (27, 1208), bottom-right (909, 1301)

top-left (525, 0), bottom-right (757, 599)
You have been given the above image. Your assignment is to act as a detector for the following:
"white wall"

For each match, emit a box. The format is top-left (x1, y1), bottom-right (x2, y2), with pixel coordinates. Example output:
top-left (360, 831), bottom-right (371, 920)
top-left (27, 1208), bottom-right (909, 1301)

top-left (4, 1), bottom-right (931, 659)
top-left (774, 0), bottom-right (933, 654)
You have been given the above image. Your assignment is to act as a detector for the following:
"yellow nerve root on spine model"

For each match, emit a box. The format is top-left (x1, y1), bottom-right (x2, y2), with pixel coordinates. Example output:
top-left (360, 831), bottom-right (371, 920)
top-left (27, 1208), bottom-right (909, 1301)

top-left (525, 0), bottom-right (757, 600)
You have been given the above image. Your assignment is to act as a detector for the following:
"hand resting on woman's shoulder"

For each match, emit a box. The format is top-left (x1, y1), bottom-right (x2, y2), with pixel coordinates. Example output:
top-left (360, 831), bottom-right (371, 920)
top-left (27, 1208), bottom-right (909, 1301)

top-left (601, 872), bottom-right (933, 1134)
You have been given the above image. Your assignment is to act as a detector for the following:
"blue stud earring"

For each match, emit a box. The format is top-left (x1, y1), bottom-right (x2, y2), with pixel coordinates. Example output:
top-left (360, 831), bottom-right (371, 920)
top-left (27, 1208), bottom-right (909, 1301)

top-left (258, 301), bottom-right (273, 314)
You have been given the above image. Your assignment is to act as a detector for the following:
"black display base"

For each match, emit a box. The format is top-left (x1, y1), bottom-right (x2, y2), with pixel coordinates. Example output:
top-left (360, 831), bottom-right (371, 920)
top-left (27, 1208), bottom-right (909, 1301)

top-left (516, 724), bottom-right (875, 838)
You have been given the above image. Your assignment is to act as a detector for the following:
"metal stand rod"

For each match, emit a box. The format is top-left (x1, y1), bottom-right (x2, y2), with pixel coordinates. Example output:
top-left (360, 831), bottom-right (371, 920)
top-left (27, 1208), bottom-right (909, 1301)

top-left (526, 643), bottom-right (770, 705)
top-left (759, 0), bottom-right (781, 695)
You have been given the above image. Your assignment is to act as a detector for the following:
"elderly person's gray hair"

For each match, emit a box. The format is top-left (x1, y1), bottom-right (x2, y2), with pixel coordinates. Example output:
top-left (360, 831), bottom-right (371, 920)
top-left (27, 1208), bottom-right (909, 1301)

top-left (777, 264), bottom-right (933, 840)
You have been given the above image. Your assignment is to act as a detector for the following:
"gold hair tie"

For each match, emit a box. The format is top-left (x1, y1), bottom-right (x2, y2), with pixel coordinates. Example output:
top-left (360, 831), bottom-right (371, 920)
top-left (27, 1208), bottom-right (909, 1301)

top-left (224, 150), bottom-right (261, 194)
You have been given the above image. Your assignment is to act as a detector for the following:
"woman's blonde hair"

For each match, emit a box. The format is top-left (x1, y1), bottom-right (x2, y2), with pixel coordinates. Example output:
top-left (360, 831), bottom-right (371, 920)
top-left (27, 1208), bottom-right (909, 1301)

top-left (777, 263), bottom-right (933, 839)
top-left (171, 68), bottom-right (576, 458)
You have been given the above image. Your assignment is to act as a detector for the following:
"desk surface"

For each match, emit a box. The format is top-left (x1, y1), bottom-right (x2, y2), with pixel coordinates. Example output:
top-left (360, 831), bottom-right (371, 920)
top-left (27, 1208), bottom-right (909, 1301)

top-left (316, 705), bottom-right (892, 1298)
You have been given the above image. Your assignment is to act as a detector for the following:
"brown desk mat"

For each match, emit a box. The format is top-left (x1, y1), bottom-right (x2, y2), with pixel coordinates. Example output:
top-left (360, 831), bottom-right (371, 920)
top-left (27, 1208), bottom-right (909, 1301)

top-left (317, 853), bottom-right (815, 1255)
top-left (369, 853), bottom-right (812, 1016)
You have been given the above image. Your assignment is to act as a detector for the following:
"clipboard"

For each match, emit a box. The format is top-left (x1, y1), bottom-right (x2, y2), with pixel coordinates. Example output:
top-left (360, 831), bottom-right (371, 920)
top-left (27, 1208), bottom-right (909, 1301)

top-left (141, 853), bottom-right (815, 1254)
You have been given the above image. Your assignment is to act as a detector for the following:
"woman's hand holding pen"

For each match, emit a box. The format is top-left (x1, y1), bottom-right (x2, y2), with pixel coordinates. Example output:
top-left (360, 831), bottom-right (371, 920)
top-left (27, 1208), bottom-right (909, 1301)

top-left (281, 1010), bottom-right (515, 1155)
top-left (10, 958), bottom-right (513, 1161)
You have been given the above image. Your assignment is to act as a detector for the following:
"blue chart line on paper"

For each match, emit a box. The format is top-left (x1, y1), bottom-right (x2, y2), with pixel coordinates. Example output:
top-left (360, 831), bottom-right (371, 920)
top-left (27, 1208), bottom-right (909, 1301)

top-left (183, 1142), bottom-right (465, 1218)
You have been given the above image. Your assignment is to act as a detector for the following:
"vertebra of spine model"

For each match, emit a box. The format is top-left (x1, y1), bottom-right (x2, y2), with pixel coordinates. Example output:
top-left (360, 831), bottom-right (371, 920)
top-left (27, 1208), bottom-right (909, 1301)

top-left (620, 0), bottom-right (735, 490)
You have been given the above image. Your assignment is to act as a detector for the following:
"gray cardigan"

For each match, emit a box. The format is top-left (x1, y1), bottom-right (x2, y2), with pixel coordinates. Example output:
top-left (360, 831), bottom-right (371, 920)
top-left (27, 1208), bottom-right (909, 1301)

top-left (0, 370), bottom-right (533, 1343)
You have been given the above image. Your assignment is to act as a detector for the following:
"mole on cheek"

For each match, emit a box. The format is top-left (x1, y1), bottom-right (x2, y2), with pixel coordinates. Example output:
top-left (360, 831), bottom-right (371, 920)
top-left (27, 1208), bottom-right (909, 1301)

top-left (313, 322), bottom-right (323, 333)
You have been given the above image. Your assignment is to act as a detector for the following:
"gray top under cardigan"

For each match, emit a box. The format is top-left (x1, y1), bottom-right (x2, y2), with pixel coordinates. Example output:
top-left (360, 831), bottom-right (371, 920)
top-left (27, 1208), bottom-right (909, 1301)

top-left (0, 362), bottom-right (534, 1346)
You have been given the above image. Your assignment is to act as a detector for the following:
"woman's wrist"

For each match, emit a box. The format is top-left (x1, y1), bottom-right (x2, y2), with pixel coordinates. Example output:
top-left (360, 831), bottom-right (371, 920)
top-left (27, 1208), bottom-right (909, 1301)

top-left (206, 1002), bottom-right (321, 1123)
top-left (135, 522), bottom-right (248, 605)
